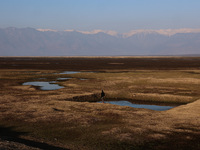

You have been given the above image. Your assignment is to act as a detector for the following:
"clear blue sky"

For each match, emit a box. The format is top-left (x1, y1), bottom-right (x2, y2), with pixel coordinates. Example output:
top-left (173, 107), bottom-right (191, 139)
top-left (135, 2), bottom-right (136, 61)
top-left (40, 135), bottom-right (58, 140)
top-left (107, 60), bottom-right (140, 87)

top-left (0, 0), bottom-right (200, 32)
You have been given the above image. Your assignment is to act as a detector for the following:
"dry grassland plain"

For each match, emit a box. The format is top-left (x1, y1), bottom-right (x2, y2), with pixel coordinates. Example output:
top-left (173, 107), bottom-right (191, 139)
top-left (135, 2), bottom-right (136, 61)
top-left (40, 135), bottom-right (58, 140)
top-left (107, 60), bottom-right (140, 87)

top-left (0, 57), bottom-right (200, 150)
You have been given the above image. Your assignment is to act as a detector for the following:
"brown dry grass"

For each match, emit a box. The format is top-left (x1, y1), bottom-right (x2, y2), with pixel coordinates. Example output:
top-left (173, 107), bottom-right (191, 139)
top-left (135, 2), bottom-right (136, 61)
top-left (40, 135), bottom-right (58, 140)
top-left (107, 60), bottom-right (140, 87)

top-left (0, 57), bottom-right (200, 150)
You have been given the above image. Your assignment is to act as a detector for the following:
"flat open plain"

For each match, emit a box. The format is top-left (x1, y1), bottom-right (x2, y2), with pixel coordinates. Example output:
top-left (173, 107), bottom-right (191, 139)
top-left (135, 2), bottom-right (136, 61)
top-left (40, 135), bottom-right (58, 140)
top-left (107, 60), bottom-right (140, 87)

top-left (0, 57), bottom-right (200, 150)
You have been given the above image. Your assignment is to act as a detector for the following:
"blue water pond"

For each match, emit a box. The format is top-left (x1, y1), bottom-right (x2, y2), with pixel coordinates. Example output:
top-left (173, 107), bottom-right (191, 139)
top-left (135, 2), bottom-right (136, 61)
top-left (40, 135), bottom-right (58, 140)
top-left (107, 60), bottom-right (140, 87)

top-left (98, 101), bottom-right (176, 111)
top-left (22, 81), bottom-right (64, 90)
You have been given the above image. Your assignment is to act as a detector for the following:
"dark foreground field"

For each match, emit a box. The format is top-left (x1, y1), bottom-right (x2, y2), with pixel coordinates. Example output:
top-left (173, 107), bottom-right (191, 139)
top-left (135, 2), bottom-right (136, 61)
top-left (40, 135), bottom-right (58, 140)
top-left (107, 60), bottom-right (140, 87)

top-left (0, 57), bottom-right (200, 150)
top-left (1, 56), bottom-right (200, 70)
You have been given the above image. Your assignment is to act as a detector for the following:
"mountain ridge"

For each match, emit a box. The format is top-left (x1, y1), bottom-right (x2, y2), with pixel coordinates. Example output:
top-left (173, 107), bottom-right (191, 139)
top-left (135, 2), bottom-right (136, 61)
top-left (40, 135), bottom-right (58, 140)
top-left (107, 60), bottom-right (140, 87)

top-left (0, 27), bottom-right (200, 56)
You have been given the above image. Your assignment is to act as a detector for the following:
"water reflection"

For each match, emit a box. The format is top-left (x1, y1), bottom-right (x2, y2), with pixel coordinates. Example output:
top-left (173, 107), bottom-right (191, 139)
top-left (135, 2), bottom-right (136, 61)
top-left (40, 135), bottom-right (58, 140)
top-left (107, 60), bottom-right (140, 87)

top-left (22, 81), bottom-right (64, 90)
top-left (58, 71), bottom-right (81, 75)
top-left (56, 71), bottom-right (95, 75)
top-left (98, 101), bottom-right (176, 111)
top-left (79, 78), bottom-right (88, 80)
top-left (57, 77), bottom-right (72, 81)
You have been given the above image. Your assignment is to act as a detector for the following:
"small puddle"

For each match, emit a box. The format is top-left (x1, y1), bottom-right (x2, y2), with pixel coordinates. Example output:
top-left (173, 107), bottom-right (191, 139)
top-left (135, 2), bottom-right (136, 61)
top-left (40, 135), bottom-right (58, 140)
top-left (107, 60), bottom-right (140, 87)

top-left (98, 101), bottom-right (176, 111)
top-left (79, 78), bottom-right (88, 80)
top-left (55, 71), bottom-right (96, 75)
top-left (57, 77), bottom-right (72, 81)
top-left (57, 78), bottom-right (88, 81)
top-left (57, 71), bottom-right (81, 75)
top-left (22, 81), bottom-right (64, 90)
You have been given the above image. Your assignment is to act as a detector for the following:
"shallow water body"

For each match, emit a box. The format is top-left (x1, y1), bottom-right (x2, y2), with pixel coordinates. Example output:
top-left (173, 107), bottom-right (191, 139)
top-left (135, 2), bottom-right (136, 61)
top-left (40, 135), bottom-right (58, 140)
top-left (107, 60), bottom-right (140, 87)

top-left (58, 71), bottom-right (81, 74)
top-left (57, 77), bottom-right (72, 80)
top-left (22, 81), bottom-right (64, 90)
top-left (22, 70), bottom-right (91, 90)
top-left (55, 71), bottom-right (96, 75)
top-left (98, 101), bottom-right (176, 111)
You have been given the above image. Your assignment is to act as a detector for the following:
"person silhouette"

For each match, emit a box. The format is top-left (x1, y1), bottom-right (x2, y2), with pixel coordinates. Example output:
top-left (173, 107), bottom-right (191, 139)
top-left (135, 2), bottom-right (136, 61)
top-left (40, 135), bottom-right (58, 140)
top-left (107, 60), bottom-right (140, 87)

top-left (101, 90), bottom-right (105, 103)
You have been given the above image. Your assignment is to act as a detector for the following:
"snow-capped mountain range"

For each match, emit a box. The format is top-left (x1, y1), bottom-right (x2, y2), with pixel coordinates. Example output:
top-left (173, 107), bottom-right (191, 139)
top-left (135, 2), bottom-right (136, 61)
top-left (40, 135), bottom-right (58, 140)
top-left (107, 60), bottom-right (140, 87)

top-left (1, 27), bottom-right (200, 56)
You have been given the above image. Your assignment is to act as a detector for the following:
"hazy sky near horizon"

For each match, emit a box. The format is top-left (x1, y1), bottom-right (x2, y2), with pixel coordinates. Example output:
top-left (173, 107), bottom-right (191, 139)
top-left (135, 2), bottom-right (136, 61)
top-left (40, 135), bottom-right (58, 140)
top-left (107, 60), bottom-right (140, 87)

top-left (1, 0), bottom-right (200, 33)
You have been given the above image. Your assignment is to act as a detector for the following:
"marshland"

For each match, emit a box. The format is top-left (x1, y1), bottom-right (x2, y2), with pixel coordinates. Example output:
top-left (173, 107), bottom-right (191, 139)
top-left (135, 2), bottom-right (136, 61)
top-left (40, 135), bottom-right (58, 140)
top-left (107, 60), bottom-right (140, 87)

top-left (0, 57), bottom-right (200, 150)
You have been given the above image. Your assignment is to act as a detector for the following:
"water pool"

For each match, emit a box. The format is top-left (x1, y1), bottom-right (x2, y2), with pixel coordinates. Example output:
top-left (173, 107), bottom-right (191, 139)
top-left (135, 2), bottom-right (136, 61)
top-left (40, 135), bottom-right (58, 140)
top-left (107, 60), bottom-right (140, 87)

top-left (98, 101), bottom-right (176, 111)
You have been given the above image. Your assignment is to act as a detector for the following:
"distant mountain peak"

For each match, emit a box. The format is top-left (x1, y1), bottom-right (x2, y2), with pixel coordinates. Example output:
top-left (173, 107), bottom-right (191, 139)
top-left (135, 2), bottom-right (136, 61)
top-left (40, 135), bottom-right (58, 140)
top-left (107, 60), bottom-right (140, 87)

top-left (35, 28), bottom-right (200, 38)
top-left (76, 29), bottom-right (118, 36)
top-left (37, 29), bottom-right (58, 32)
top-left (122, 28), bottom-right (200, 37)
top-left (1, 27), bottom-right (200, 56)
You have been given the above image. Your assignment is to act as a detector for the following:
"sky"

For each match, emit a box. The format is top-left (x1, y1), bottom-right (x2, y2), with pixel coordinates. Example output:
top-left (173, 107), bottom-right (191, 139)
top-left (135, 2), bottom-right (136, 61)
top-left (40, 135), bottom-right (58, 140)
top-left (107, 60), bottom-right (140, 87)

top-left (0, 0), bottom-right (200, 33)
